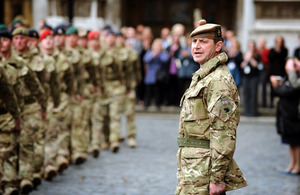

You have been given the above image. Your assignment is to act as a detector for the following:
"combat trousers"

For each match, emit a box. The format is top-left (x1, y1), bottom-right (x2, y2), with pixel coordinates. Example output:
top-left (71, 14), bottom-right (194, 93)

top-left (124, 89), bottom-right (137, 139)
top-left (89, 93), bottom-right (109, 151)
top-left (57, 93), bottom-right (72, 160)
top-left (32, 102), bottom-right (46, 178)
top-left (0, 113), bottom-right (18, 189)
top-left (71, 98), bottom-right (91, 159)
top-left (20, 102), bottom-right (42, 182)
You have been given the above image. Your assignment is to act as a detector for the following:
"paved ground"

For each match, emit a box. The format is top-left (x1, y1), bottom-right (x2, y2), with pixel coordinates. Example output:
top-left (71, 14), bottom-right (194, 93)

top-left (31, 112), bottom-right (300, 195)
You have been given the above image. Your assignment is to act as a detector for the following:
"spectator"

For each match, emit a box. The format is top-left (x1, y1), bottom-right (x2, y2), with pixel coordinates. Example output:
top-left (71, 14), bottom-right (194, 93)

top-left (257, 37), bottom-right (270, 108)
top-left (126, 27), bottom-right (143, 56)
top-left (143, 38), bottom-right (169, 109)
top-left (177, 33), bottom-right (199, 97)
top-left (241, 40), bottom-right (260, 116)
top-left (294, 35), bottom-right (300, 60)
top-left (160, 27), bottom-right (171, 50)
top-left (270, 59), bottom-right (300, 175)
top-left (226, 37), bottom-right (243, 88)
top-left (166, 33), bottom-right (181, 106)
top-left (268, 35), bottom-right (288, 108)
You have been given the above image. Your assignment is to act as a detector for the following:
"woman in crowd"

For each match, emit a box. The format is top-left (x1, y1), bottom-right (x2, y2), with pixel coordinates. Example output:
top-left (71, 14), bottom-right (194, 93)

top-left (143, 38), bottom-right (169, 109)
top-left (241, 40), bottom-right (260, 116)
top-left (268, 35), bottom-right (288, 108)
top-left (226, 37), bottom-right (243, 88)
top-left (270, 58), bottom-right (300, 175)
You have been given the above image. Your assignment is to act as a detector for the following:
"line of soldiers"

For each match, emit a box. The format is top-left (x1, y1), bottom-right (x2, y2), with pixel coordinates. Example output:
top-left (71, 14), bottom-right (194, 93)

top-left (0, 22), bottom-right (141, 195)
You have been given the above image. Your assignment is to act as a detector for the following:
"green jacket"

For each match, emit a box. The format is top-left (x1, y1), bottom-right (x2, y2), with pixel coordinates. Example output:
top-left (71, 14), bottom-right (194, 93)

top-left (176, 52), bottom-right (247, 194)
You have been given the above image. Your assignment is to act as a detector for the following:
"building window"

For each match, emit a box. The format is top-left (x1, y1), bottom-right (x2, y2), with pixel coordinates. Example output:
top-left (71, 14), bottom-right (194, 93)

top-left (74, 0), bottom-right (92, 17)
top-left (255, 1), bottom-right (300, 19)
top-left (97, 0), bottom-right (107, 18)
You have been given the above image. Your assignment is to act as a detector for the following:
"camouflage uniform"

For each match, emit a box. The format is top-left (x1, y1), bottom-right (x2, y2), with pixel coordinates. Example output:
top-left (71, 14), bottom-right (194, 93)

top-left (51, 47), bottom-right (74, 172)
top-left (64, 45), bottom-right (89, 163)
top-left (2, 53), bottom-right (45, 192)
top-left (0, 64), bottom-right (21, 194)
top-left (39, 51), bottom-right (61, 179)
top-left (117, 45), bottom-right (141, 146)
top-left (176, 53), bottom-right (248, 195)
top-left (88, 48), bottom-right (108, 154)
top-left (11, 47), bottom-right (46, 188)
top-left (101, 48), bottom-right (126, 152)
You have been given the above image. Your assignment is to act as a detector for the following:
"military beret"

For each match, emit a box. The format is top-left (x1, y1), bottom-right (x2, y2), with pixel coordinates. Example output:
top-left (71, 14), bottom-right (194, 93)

top-left (10, 19), bottom-right (23, 27)
top-left (78, 29), bottom-right (88, 38)
top-left (116, 31), bottom-right (123, 37)
top-left (66, 27), bottom-right (78, 35)
top-left (106, 29), bottom-right (115, 36)
top-left (53, 25), bottom-right (66, 35)
top-left (88, 30), bottom-right (100, 40)
top-left (102, 25), bottom-right (111, 31)
top-left (0, 25), bottom-right (12, 39)
top-left (39, 29), bottom-right (53, 41)
top-left (190, 19), bottom-right (222, 39)
top-left (41, 24), bottom-right (52, 31)
top-left (12, 27), bottom-right (28, 36)
top-left (28, 29), bottom-right (39, 39)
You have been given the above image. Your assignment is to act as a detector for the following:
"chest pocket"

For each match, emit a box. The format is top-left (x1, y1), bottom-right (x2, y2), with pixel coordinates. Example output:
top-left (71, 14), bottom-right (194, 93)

top-left (183, 86), bottom-right (208, 121)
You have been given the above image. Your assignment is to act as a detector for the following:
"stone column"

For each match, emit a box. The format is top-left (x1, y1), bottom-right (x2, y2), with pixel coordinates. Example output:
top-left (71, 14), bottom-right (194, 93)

top-left (32, 0), bottom-right (48, 29)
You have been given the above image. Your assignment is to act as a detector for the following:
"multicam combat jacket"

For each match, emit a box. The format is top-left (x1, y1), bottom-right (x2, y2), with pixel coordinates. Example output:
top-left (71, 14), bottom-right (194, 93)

top-left (176, 52), bottom-right (248, 195)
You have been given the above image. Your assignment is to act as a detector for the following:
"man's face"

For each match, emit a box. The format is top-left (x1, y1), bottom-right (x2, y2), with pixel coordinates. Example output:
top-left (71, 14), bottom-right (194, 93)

top-left (27, 37), bottom-right (39, 47)
top-left (88, 39), bottom-right (100, 50)
top-left (66, 34), bottom-right (78, 48)
top-left (105, 34), bottom-right (116, 48)
top-left (191, 38), bottom-right (222, 64)
top-left (0, 37), bottom-right (12, 52)
top-left (12, 35), bottom-right (28, 52)
top-left (77, 37), bottom-right (88, 48)
top-left (41, 35), bottom-right (54, 50)
top-left (54, 34), bottom-right (65, 47)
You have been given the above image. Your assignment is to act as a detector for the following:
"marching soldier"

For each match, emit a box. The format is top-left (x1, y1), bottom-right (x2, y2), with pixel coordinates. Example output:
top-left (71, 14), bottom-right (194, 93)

top-left (115, 32), bottom-right (142, 148)
top-left (11, 26), bottom-right (46, 194)
top-left (52, 25), bottom-right (75, 173)
top-left (101, 30), bottom-right (126, 153)
top-left (65, 27), bottom-right (88, 164)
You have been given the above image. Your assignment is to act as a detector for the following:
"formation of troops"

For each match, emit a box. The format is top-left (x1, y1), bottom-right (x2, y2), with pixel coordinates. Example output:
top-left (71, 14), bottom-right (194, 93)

top-left (0, 18), bottom-right (142, 195)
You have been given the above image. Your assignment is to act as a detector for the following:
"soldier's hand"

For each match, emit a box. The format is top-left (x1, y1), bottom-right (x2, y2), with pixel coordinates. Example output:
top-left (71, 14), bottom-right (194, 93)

top-left (14, 118), bottom-right (22, 130)
top-left (209, 182), bottom-right (226, 195)
top-left (93, 86), bottom-right (99, 93)
top-left (77, 95), bottom-right (83, 103)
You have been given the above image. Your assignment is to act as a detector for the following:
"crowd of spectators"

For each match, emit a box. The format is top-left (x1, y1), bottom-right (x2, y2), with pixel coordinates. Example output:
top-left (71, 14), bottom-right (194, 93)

top-left (113, 23), bottom-right (300, 116)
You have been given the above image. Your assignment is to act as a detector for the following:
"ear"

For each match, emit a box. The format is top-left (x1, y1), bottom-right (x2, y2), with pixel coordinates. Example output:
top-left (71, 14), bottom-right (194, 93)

top-left (215, 41), bottom-right (223, 52)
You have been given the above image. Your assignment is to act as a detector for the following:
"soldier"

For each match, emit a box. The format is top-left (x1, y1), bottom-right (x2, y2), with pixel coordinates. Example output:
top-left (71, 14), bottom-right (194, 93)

top-left (115, 32), bottom-right (142, 148)
top-left (38, 29), bottom-right (62, 181)
top-left (87, 30), bottom-right (108, 157)
top-left (0, 29), bottom-right (22, 195)
top-left (65, 27), bottom-right (88, 164)
top-left (176, 20), bottom-right (247, 195)
top-left (11, 26), bottom-right (46, 194)
top-left (52, 25), bottom-right (75, 172)
top-left (101, 30), bottom-right (126, 153)
top-left (27, 29), bottom-right (39, 48)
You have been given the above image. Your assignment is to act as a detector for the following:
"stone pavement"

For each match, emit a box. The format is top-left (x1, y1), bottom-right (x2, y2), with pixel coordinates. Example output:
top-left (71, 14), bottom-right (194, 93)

top-left (31, 112), bottom-right (300, 195)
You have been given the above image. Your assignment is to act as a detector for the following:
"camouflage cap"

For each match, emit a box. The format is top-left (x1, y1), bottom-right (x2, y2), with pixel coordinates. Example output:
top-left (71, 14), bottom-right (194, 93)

top-left (12, 27), bottom-right (28, 36)
top-left (28, 28), bottom-right (39, 39)
top-left (66, 27), bottom-right (78, 35)
top-left (190, 19), bottom-right (222, 39)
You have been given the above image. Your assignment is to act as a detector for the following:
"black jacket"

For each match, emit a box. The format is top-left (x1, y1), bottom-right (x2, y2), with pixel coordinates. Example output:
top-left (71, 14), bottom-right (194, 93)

top-left (274, 78), bottom-right (300, 136)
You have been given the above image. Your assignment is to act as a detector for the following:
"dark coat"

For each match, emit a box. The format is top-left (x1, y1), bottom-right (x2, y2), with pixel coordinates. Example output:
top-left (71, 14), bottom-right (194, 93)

top-left (274, 78), bottom-right (300, 136)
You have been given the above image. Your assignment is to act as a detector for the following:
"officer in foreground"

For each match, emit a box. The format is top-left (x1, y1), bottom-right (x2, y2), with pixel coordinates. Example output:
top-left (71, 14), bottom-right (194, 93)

top-left (175, 19), bottom-right (248, 195)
